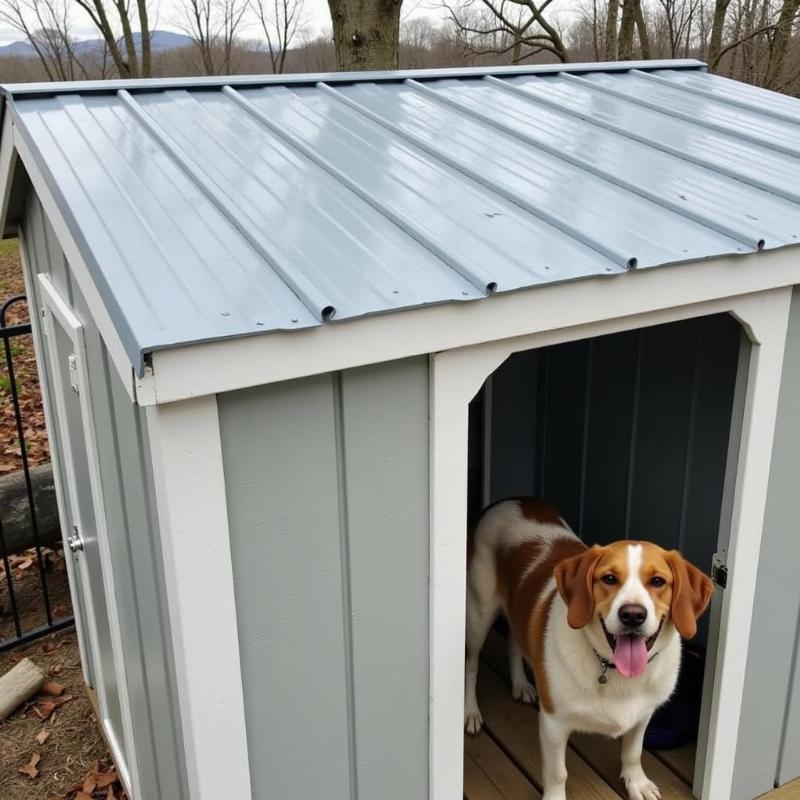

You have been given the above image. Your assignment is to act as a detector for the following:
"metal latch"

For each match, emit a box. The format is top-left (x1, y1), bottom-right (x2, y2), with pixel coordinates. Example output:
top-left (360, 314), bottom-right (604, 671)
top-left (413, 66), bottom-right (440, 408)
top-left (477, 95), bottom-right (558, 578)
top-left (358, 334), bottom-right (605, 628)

top-left (712, 553), bottom-right (728, 589)
top-left (67, 525), bottom-right (84, 553)
top-left (68, 353), bottom-right (79, 394)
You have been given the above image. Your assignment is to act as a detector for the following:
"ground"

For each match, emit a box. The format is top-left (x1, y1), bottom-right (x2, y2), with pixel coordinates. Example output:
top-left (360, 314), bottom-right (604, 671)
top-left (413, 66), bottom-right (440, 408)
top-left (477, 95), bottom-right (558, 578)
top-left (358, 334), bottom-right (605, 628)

top-left (0, 240), bottom-right (126, 799)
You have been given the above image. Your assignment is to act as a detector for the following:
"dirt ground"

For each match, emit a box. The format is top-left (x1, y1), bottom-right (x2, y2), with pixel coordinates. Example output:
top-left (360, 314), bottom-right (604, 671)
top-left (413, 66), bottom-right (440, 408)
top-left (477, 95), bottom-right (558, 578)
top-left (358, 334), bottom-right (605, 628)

top-left (0, 240), bottom-right (124, 799)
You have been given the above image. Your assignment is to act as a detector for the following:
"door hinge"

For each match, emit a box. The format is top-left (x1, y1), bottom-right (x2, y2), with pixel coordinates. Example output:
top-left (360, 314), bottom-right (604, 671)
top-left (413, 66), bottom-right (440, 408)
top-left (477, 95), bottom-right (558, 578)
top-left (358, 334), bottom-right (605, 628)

top-left (712, 553), bottom-right (728, 589)
top-left (68, 353), bottom-right (79, 394)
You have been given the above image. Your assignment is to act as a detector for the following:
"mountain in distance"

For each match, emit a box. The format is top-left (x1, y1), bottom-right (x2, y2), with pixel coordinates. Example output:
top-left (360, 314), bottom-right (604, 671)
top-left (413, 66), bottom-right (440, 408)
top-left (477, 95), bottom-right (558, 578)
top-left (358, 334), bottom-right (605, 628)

top-left (0, 29), bottom-right (194, 59)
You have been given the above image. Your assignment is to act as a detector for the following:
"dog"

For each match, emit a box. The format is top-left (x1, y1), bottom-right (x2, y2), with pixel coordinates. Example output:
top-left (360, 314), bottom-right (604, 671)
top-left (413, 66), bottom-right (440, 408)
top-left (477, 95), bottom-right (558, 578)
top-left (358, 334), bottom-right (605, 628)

top-left (464, 497), bottom-right (714, 800)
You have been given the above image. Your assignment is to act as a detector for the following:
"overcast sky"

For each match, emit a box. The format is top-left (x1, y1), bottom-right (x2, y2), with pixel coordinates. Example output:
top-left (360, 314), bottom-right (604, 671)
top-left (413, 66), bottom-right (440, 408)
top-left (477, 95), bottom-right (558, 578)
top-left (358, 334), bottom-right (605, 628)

top-left (0, 0), bottom-right (440, 47)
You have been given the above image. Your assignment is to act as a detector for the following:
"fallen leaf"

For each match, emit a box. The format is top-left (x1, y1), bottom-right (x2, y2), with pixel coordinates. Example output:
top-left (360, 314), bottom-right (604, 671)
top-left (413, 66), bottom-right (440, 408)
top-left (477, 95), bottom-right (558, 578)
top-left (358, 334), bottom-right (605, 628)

top-left (50, 663), bottom-right (63, 675)
top-left (82, 774), bottom-right (97, 793)
top-left (18, 751), bottom-right (41, 779)
top-left (42, 641), bottom-right (57, 654)
top-left (96, 770), bottom-right (118, 788)
top-left (36, 701), bottom-right (56, 720)
top-left (106, 787), bottom-right (116, 800)
top-left (16, 557), bottom-right (33, 570)
top-left (75, 793), bottom-right (92, 800)
top-left (41, 681), bottom-right (64, 696)
top-left (35, 729), bottom-right (50, 745)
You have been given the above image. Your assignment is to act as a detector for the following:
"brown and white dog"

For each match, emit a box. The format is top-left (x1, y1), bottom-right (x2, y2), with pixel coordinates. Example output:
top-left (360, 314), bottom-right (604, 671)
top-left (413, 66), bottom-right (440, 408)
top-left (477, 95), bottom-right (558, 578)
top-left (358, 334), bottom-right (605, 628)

top-left (465, 498), bottom-right (714, 800)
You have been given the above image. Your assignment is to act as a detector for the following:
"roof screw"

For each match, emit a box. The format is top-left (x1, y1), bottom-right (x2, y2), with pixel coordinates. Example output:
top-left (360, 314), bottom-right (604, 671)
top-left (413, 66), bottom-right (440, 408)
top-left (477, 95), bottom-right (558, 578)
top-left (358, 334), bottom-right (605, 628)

top-left (392, 289), bottom-right (399, 294)
top-left (291, 317), bottom-right (298, 323)
top-left (462, 291), bottom-right (469, 296)
top-left (256, 321), bottom-right (264, 326)
top-left (221, 311), bottom-right (231, 317)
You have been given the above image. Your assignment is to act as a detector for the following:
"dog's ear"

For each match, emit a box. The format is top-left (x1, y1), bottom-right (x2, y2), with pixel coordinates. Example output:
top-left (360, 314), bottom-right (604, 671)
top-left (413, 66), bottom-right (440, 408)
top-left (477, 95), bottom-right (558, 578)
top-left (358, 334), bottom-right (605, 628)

top-left (665, 551), bottom-right (714, 639)
top-left (554, 546), bottom-right (604, 629)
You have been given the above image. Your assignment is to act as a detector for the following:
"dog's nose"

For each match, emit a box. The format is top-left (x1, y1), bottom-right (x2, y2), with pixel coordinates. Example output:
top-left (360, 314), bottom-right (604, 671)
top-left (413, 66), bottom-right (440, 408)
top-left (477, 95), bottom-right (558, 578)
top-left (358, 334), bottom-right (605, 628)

top-left (618, 604), bottom-right (648, 628)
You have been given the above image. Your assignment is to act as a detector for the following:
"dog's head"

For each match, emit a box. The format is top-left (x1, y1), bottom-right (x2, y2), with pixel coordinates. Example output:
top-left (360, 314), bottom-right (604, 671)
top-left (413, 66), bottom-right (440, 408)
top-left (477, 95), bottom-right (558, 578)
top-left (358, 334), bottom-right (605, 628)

top-left (554, 542), bottom-right (713, 678)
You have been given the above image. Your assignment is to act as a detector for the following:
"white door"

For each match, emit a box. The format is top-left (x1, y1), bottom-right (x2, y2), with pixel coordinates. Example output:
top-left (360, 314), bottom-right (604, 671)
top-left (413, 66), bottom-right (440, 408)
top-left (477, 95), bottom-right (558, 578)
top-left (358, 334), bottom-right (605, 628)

top-left (37, 275), bottom-right (137, 795)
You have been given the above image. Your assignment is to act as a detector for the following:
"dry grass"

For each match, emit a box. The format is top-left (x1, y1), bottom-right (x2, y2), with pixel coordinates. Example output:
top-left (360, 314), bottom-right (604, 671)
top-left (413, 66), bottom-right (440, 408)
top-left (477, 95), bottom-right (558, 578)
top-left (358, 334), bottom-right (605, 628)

top-left (0, 629), bottom-right (122, 799)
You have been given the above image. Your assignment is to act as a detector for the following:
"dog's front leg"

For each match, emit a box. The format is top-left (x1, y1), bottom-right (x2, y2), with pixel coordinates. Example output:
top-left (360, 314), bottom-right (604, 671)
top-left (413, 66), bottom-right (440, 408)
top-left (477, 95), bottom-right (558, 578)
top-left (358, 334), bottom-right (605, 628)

top-left (620, 717), bottom-right (661, 800)
top-left (539, 712), bottom-right (570, 800)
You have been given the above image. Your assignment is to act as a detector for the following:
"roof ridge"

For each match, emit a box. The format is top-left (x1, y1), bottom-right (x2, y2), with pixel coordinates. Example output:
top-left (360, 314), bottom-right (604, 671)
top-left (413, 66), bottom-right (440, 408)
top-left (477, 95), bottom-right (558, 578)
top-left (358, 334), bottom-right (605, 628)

top-left (0, 59), bottom-right (706, 99)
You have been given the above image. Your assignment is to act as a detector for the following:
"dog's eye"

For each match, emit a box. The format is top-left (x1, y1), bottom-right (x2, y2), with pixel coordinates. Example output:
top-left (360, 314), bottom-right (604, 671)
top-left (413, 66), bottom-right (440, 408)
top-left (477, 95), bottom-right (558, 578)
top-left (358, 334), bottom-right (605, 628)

top-left (601, 574), bottom-right (618, 586)
top-left (650, 576), bottom-right (666, 588)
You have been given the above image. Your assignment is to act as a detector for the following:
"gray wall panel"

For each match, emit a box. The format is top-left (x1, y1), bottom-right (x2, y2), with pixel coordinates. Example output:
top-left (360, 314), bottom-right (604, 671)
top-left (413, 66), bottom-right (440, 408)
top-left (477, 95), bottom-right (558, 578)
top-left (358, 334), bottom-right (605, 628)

top-left (340, 359), bottom-right (429, 800)
top-left (488, 350), bottom-right (540, 501)
top-left (23, 193), bottom-right (188, 800)
top-left (219, 358), bottom-right (430, 800)
top-left (733, 287), bottom-right (800, 798)
top-left (220, 374), bottom-right (352, 800)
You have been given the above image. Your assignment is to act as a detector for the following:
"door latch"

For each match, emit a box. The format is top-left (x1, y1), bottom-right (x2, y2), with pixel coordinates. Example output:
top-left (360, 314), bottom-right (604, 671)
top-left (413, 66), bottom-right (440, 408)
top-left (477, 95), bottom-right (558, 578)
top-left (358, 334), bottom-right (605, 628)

top-left (67, 525), bottom-right (84, 553)
top-left (712, 553), bottom-right (728, 589)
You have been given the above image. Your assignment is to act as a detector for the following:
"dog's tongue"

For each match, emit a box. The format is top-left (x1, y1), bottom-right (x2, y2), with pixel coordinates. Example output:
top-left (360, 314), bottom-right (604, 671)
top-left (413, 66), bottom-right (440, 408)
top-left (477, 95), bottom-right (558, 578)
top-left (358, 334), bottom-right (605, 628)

top-left (613, 634), bottom-right (648, 678)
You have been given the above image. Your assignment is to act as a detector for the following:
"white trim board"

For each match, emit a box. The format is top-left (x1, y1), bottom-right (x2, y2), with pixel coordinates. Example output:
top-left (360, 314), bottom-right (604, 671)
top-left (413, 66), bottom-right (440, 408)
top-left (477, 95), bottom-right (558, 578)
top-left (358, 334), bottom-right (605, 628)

top-left (427, 287), bottom-right (792, 800)
top-left (37, 273), bottom-right (142, 797)
top-left (143, 248), bottom-right (800, 405)
top-left (145, 396), bottom-right (252, 800)
top-left (17, 230), bottom-right (91, 682)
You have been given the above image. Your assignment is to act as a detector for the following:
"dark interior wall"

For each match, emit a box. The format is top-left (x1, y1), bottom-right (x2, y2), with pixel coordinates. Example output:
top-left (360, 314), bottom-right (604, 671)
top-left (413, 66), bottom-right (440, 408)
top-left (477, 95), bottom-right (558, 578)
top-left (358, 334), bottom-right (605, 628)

top-left (468, 314), bottom-right (741, 603)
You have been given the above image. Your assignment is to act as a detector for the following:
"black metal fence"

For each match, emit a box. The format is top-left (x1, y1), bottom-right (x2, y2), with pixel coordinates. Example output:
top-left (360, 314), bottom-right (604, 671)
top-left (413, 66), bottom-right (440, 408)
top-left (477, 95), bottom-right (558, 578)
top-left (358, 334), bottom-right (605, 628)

top-left (0, 293), bottom-right (73, 652)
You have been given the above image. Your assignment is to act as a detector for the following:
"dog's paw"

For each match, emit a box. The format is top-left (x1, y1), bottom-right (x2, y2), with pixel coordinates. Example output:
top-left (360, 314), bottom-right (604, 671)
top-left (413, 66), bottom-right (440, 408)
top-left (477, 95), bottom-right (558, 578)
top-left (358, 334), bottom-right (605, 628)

top-left (511, 682), bottom-right (537, 705)
top-left (464, 709), bottom-right (483, 736)
top-left (623, 772), bottom-right (661, 800)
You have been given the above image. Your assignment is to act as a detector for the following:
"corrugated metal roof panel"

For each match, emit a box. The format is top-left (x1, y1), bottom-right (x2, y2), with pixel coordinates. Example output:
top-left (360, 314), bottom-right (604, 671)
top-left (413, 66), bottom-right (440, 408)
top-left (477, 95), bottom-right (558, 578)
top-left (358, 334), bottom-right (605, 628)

top-left (2, 59), bottom-right (799, 373)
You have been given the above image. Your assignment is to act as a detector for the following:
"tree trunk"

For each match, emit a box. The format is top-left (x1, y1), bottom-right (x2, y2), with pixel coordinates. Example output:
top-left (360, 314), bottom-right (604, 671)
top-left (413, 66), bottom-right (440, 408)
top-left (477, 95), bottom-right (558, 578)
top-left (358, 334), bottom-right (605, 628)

top-left (618, 0), bottom-right (639, 59)
top-left (328, 0), bottom-right (402, 70)
top-left (0, 463), bottom-right (61, 557)
top-left (707, 0), bottom-right (733, 68)
top-left (765, 0), bottom-right (800, 88)
top-left (635, 0), bottom-right (651, 59)
top-left (605, 0), bottom-right (620, 59)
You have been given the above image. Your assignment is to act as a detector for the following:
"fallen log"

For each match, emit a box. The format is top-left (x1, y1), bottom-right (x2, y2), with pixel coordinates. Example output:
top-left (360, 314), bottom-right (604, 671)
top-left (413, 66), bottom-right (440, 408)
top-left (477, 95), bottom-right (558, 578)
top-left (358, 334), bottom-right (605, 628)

top-left (0, 463), bottom-right (61, 556)
top-left (0, 657), bottom-right (45, 720)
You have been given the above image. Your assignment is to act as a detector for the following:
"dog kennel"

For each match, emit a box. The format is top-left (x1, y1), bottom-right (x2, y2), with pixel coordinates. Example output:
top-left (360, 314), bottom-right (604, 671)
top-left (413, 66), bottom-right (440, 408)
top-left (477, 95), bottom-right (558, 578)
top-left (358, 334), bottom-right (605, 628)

top-left (1, 59), bottom-right (799, 800)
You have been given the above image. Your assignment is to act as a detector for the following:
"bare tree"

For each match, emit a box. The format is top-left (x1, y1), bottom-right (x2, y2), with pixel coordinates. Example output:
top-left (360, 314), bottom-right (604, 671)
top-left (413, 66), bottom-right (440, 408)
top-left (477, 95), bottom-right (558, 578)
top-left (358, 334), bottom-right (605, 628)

top-left (73, 0), bottom-right (153, 78)
top-left (0, 0), bottom-right (88, 80)
top-left (251, 0), bottom-right (308, 73)
top-left (180, 0), bottom-right (247, 74)
top-left (328, 0), bottom-right (404, 69)
top-left (765, 0), bottom-right (800, 87)
top-left (442, 0), bottom-right (570, 62)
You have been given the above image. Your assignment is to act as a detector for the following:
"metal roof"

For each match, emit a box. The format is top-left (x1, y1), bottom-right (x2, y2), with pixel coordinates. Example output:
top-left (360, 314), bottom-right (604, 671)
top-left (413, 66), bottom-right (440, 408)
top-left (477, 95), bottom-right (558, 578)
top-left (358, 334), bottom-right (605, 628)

top-left (2, 58), bottom-right (800, 374)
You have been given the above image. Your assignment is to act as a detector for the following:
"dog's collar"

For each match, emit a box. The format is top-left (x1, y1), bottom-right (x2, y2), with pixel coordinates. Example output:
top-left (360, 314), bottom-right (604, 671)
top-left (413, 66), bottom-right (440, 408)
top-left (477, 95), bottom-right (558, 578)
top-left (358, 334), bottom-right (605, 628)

top-left (592, 647), bottom-right (660, 684)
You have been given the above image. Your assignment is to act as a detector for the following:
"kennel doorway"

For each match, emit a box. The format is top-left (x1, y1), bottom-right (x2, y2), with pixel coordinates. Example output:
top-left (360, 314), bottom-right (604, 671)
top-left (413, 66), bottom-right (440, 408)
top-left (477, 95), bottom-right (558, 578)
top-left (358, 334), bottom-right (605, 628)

top-left (464, 314), bottom-right (742, 800)
top-left (429, 290), bottom-right (791, 800)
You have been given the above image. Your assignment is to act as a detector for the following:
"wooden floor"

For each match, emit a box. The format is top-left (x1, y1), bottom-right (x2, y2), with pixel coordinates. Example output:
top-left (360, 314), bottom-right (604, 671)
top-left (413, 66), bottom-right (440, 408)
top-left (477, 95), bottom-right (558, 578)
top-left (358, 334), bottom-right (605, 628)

top-left (464, 632), bottom-right (800, 800)
top-left (464, 632), bottom-right (697, 800)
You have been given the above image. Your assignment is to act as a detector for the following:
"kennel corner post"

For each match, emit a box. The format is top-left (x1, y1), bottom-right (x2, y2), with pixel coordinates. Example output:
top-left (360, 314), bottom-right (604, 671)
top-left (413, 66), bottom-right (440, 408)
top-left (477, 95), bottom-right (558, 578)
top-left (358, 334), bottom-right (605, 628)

top-left (145, 396), bottom-right (252, 800)
top-left (699, 287), bottom-right (793, 800)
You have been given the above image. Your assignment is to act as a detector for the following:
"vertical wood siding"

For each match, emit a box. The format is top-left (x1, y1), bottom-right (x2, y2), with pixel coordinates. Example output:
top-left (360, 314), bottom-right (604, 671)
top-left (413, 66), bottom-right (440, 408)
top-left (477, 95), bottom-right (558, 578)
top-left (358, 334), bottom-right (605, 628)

top-left (477, 316), bottom-right (740, 567)
top-left (218, 357), bottom-right (430, 800)
top-left (22, 193), bottom-right (188, 800)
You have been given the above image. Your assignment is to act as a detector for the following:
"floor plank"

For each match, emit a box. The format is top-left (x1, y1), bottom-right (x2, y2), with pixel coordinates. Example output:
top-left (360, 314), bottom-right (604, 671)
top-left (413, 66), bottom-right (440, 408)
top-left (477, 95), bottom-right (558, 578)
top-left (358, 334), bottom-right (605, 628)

top-left (477, 667), bottom-right (622, 799)
top-left (571, 731), bottom-right (693, 800)
top-left (651, 743), bottom-right (696, 787)
top-left (465, 732), bottom-right (542, 799)
top-left (762, 778), bottom-right (800, 799)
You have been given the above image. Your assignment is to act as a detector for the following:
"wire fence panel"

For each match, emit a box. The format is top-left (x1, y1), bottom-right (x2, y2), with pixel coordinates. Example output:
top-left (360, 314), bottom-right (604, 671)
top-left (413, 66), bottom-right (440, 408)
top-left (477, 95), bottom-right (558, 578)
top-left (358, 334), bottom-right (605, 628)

top-left (0, 294), bottom-right (73, 652)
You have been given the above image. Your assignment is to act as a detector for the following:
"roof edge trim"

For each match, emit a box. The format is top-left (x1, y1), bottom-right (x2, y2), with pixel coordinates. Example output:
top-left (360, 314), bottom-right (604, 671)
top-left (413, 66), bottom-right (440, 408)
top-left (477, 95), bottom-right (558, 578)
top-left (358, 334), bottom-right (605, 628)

top-left (0, 58), bottom-right (706, 99)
